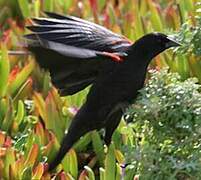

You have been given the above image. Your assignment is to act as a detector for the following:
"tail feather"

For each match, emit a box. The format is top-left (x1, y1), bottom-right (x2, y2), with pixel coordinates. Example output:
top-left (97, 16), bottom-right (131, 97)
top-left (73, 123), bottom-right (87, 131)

top-left (48, 130), bottom-right (77, 171)
top-left (48, 124), bottom-right (89, 171)
top-left (48, 104), bottom-right (96, 171)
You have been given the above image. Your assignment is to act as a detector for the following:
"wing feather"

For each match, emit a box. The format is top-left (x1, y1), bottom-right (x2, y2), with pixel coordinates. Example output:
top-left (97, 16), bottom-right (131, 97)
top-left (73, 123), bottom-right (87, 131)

top-left (28, 12), bottom-right (131, 52)
top-left (26, 12), bottom-right (132, 95)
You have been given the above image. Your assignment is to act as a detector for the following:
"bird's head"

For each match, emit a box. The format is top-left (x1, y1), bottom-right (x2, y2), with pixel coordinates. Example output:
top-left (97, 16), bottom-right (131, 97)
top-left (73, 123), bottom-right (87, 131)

top-left (130, 32), bottom-right (181, 61)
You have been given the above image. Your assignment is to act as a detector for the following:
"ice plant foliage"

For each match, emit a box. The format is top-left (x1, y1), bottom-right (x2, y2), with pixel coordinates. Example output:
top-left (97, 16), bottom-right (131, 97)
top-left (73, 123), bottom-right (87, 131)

top-left (0, 0), bottom-right (201, 179)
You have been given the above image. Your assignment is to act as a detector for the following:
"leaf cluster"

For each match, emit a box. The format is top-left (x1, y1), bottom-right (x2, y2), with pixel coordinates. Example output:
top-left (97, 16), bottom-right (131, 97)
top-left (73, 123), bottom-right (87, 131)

top-left (125, 69), bottom-right (201, 179)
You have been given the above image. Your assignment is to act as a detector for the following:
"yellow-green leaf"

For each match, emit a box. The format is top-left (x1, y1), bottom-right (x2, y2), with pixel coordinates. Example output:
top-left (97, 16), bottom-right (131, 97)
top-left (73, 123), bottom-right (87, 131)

top-left (99, 167), bottom-right (105, 180)
top-left (17, 0), bottom-right (30, 17)
top-left (15, 100), bottom-right (24, 125)
top-left (84, 166), bottom-right (95, 180)
top-left (91, 131), bottom-right (104, 166)
top-left (32, 163), bottom-right (44, 180)
top-left (0, 44), bottom-right (10, 97)
top-left (24, 144), bottom-right (39, 167)
top-left (8, 59), bottom-right (34, 97)
top-left (104, 143), bottom-right (116, 180)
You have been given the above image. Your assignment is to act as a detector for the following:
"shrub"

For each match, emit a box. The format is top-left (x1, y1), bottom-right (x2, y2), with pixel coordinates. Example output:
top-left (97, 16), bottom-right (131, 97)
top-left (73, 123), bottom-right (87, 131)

top-left (124, 69), bottom-right (201, 179)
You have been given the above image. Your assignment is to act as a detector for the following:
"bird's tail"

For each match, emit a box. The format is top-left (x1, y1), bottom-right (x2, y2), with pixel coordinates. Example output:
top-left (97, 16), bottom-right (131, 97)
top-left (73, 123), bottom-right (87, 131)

top-left (48, 109), bottom-right (93, 171)
top-left (48, 130), bottom-right (81, 171)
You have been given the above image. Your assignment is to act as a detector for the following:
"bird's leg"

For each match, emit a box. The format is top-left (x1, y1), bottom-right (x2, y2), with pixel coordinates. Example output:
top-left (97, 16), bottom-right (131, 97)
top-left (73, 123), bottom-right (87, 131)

top-left (105, 122), bottom-right (119, 146)
top-left (106, 102), bottom-right (129, 120)
top-left (118, 102), bottom-right (133, 123)
top-left (104, 108), bottom-right (123, 146)
top-left (118, 101), bottom-right (130, 113)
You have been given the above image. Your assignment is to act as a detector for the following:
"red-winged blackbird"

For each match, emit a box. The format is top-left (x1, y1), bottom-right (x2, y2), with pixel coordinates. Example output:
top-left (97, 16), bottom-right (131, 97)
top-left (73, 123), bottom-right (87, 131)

top-left (25, 12), bottom-right (180, 171)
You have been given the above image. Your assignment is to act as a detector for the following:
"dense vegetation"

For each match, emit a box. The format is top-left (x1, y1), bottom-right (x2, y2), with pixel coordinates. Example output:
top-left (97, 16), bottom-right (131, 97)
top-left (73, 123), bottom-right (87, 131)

top-left (0, 0), bottom-right (201, 179)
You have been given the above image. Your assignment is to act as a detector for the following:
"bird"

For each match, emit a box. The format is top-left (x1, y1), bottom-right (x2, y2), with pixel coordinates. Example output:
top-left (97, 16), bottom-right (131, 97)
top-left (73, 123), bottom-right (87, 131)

top-left (25, 12), bottom-right (180, 171)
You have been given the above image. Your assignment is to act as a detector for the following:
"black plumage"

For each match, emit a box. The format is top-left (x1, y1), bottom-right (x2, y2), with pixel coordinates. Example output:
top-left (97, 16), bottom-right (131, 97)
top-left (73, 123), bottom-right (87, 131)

top-left (25, 12), bottom-right (180, 171)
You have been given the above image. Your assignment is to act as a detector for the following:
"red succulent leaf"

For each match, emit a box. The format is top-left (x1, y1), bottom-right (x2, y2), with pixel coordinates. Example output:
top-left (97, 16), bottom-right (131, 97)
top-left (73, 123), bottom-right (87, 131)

top-left (1, 29), bottom-right (11, 43)
top-left (79, 170), bottom-right (88, 180)
top-left (57, 171), bottom-right (67, 180)
top-left (4, 135), bottom-right (12, 148)
top-left (32, 163), bottom-right (44, 179)
top-left (0, 131), bottom-right (6, 146)
top-left (89, 0), bottom-right (98, 13)
top-left (8, 66), bottom-right (20, 83)
top-left (89, 0), bottom-right (99, 23)
top-left (0, 147), bottom-right (6, 157)
top-left (43, 162), bottom-right (49, 173)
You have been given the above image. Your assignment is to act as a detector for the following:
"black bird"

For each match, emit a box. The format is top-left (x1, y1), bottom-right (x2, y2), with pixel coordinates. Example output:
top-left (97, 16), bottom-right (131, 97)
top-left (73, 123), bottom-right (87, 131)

top-left (25, 12), bottom-right (180, 171)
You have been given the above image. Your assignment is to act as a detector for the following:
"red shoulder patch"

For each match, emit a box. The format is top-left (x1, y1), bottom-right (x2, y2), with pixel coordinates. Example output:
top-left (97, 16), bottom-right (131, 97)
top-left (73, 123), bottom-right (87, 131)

top-left (102, 52), bottom-right (124, 62)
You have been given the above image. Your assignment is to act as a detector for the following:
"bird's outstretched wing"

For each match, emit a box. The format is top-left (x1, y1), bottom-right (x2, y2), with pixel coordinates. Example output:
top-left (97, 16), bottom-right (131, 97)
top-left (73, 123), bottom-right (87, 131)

top-left (25, 12), bottom-right (132, 95)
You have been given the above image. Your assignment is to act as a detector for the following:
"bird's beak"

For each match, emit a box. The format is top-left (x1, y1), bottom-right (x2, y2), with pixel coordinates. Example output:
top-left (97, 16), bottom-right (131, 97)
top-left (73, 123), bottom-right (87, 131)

top-left (166, 35), bottom-right (181, 48)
